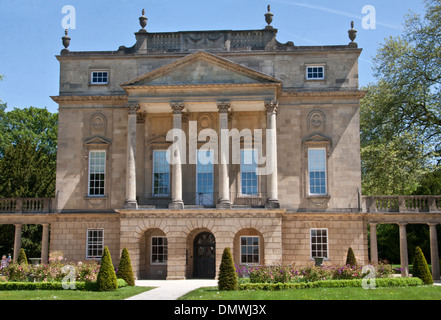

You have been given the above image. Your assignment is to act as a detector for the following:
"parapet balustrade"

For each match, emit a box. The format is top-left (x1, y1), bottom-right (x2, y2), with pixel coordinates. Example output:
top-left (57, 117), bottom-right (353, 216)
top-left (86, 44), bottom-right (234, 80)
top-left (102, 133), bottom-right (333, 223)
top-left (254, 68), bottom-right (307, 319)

top-left (0, 198), bottom-right (54, 214)
top-left (363, 195), bottom-right (441, 213)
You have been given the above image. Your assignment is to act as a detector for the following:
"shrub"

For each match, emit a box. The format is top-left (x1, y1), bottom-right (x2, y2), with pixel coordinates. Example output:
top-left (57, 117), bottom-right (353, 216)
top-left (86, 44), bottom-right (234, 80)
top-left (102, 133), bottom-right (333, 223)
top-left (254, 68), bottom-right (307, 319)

top-left (345, 247), bottom-right (357, 266)
top-left (0, 279), bottom-right (127, 291)
top-left (17, 248), bottom-right (28, 265)
top-left (218, 247), bottom-right (238, 291)
top-left (116, 248), bottom-right (135, 286)
top-left (412, 246), bottom-right (433, 285)
top-left (238, 277), bottom-right (424, 291)
top-left (96, 246), bottom-right (118, 291)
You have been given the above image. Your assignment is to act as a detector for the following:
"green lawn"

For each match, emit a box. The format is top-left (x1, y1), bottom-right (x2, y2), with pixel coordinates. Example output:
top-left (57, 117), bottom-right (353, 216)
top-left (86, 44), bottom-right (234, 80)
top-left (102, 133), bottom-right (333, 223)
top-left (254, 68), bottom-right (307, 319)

top-left (179, 285), bottom-right (441, 300)
top-left (0, 286), bottom-right (154, 300)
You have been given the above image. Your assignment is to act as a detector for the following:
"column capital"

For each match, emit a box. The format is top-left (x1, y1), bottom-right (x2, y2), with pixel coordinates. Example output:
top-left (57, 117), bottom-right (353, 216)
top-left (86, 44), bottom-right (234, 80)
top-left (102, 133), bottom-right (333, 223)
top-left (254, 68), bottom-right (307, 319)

top-left (170, 101), bottom-right (185, 114)
top-left (217, 100), bottom-right (231, 113)
top-left (126, 103), bottom-right (140, 114)
top-left (265, 99), bottom-right (278, 113)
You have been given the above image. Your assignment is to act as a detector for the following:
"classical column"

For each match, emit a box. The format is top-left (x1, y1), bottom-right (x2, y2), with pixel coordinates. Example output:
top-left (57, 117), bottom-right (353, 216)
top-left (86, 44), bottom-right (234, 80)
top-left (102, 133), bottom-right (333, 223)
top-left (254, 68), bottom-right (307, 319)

top-left (41, 223), bottom-right (50, 264)
top-left (13, 224), bottom-right (22, 262)
top-left (217, 101), bottom-right (231, 209)
top-left (429, 223), bottom-right (440, 280)
top-left (399, 223), bottom-right (409, 277)
top-left (169, 102), bottom-right (184, 209)
top-left (124, 103), bottom-right (139, 209)
top-left (369, 223), bottom-right (378, 265)
top-left (265, 100), bottom-right (280, 208)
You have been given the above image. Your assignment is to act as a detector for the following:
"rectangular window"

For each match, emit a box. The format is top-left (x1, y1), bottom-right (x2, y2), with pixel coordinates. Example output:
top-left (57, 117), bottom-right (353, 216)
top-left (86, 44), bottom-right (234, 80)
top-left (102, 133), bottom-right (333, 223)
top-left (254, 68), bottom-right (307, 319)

top-left (86, 229), bottom-right (104, 259)
top-left (306, 66), bottom-right (325, 80)
top-left (310, 228), bottom-right (328, 259)
top-left (91, 71), bottom-right (108, 84)
top-left (240, 149), bottom-right (258, 195)
top-left (308, 148), bottom-right (327, 195)
top-left (88, 151), bottom-right (106, 196)
top-left (153, 150), bottom-right (170, 196)
top-left (196, 150), bottom-right (214, 205)
top-left (240, 236), bottom-right (260, 264)
top-left (151, 236), bottom-right (168, 264)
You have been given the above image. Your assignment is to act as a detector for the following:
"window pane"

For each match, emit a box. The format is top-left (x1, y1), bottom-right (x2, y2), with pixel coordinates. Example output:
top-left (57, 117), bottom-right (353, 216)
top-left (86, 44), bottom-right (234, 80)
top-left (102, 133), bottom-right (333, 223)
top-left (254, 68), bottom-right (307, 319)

top-left (153, 151), bottom-right (170, 196)
top-left (151, 236), bottom-right (168, 264)
top-left (310, 229), bottom-right (328, 259)
top-left (240, 236), bottom-right (259, 264)
top-left (87, 229), bottom-right (104, 259)
top-left (306, 66), bottom-right (324, 79)
top-left (89, 151), bottom-right (105, 196)
top-left (308, 148), bottom-right (326, 195)
top-left (91, 71), bottom-right (109, 84)
top-left (241, 150), bottom-right (258, 195)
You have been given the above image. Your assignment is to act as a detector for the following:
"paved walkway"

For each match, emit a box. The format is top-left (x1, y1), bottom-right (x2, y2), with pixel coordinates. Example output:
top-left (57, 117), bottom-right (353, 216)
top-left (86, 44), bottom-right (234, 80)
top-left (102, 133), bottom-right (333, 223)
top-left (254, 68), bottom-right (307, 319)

top-left (125, 279), bottom-right (218, 300)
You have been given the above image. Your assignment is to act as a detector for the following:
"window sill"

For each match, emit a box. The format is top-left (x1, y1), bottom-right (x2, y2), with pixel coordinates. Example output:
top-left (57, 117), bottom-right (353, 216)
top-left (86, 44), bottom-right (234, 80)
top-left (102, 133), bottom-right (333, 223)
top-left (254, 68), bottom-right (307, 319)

top-left (306, 195), bottom-right (330, 199)
top-left (84, 195), bottom-right (108, 200)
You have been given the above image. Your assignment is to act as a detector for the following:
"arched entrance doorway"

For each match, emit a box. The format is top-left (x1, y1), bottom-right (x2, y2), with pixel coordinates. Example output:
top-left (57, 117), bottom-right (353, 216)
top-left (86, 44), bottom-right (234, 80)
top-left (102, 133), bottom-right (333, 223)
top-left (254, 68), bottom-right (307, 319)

top-left (193, 232), bottom-right (215, 279)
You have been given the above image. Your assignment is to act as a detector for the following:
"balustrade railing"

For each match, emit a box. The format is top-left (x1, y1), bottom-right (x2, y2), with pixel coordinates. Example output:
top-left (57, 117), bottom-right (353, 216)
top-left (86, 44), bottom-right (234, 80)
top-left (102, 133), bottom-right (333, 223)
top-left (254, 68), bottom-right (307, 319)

top-left (0, 198), bottom-right (54, 214)
top-left (139, 192), bottom-right (267, 208)
top-left (363, 195), bottom-right (441, 213)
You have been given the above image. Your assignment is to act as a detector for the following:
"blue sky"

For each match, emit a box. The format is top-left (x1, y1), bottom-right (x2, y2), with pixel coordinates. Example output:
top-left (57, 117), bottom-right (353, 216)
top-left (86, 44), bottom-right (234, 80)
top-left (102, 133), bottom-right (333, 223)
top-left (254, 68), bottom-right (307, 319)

top-left (0, 0), bottom-right (427, 114)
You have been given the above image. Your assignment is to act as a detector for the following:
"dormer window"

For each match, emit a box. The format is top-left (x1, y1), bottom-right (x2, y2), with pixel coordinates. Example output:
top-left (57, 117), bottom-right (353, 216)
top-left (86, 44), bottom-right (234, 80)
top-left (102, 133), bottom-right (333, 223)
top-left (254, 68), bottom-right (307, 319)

top-left (306, 66), bottom-right (325, 80)
top-left (91, 71), bottom-right (109, 84)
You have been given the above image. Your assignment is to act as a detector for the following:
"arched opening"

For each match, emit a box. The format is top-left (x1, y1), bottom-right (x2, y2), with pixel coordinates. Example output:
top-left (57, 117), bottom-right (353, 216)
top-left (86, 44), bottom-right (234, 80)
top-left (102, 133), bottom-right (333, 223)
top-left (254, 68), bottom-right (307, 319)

top-left (139, 228), bottom-right (167, 279)
top-left (193, 232), bottom-right (216, 279)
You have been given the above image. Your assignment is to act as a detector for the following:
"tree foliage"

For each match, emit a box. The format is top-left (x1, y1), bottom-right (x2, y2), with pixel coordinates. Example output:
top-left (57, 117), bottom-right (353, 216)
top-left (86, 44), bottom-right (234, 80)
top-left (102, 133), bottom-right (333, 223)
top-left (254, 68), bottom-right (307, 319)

top-left (97, 246), bottom-right (118, 291)
top-left (116, 248), bottom-right (135, 286)
top-left (360, 0), bottom-right (441, 196)
top-left (345, 247), bottom-right (357, 266)
top-left (412, 246), bottom-right (433, 284)
top-left (0, 101), bottom-right (58, 258)
top-left (218, 247), bottom-right (238, 291)
top-left (368, 0), bottom-right (441, 164)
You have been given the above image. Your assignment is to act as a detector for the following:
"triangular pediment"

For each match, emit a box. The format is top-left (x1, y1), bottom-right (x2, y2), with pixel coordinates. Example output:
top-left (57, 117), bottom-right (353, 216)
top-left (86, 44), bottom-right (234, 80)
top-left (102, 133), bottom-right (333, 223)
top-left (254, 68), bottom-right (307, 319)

top-left (121, 51), bottom-right (281, 87)
top-left (84, 136), bottom-right (111, 146)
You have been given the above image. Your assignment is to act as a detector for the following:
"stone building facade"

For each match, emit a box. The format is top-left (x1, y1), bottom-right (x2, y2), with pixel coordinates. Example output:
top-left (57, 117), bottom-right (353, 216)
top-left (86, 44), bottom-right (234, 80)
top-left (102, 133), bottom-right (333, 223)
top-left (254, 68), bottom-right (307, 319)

top-left (8, 9), bottom-right (370, 280)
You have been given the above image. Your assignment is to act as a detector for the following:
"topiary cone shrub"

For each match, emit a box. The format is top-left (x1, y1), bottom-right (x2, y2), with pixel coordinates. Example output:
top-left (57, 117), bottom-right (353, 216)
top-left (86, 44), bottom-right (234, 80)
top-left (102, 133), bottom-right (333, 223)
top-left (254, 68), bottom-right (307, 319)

top-left (413, 246), bottom-right (433, 285)
top-left (97, 246), bottom-right (118, 291)
top-left (218, 247), bottom-right (238, 291)
top-left (116, 248), bottom-right (135, 286)
top-left (345, 247), bottom-right (357, 266)
top-left (17, 248), bottom-right (28, 265)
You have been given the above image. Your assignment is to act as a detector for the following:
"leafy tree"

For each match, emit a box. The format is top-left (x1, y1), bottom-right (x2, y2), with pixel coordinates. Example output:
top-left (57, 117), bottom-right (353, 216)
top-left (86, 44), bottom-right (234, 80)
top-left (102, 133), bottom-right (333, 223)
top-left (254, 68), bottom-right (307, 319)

top-left (0, 139), bottom-right (56, 198)
top-left (97, 246), bottom-right (118, 291)
top-left (0, 104), bottom-right (57, 257)
top-left (116, 248), bottom-right (135, 286)
top-left (368, 0), bottom-right (441, 165)
top-left (218, 247), bottom-right (238, 291)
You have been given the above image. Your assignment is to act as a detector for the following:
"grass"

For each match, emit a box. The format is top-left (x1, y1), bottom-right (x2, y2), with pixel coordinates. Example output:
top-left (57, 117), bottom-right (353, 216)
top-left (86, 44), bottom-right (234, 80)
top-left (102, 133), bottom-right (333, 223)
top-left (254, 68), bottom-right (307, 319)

top-left (0, 286), bottom-right (154, 300)
top-left (179, 285), bottom-right (441, 300)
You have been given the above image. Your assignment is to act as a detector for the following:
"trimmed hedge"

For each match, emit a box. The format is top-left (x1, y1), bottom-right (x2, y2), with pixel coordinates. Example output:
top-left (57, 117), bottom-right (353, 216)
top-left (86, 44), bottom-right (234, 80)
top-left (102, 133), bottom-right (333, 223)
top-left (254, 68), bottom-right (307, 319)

top-left (0, 279), bottom-right (127, 291)
top-left (96, 246), bottom-right (118, 291)
top-left (238, 277), bottom-right (424, 291)
top-left (218, 247), bottom-right (238, 291)
top-left (116, 248), bottom-right (135, 286)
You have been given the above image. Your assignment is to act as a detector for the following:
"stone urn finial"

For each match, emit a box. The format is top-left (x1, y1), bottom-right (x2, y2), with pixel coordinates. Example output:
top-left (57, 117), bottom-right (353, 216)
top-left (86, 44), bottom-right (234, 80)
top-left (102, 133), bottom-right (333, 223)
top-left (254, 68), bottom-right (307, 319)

top-left (348, 21), bottom-right (357, 47)
top-left (265, 5), bottom-right (273, 29)
top-left (139, 9), bottom-right (148, 31)
top-left (62, 29), bottom-right (71, 51)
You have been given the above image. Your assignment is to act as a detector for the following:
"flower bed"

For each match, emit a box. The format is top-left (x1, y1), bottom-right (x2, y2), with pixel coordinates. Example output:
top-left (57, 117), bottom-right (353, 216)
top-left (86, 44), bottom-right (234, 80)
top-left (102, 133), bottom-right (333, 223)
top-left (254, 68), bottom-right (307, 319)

top-left (0, 251), bottom-right (100, 284)
top-left (236, 263), bottom-right (394, 284)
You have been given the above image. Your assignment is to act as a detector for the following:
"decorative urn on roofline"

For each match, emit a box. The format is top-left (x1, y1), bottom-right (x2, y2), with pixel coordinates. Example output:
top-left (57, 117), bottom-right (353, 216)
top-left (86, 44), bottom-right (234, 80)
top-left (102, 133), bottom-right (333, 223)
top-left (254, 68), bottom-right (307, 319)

top-left (62, 29), bottom-right (70, 52)
top-left (265, 5), bottom-right (273, 28)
